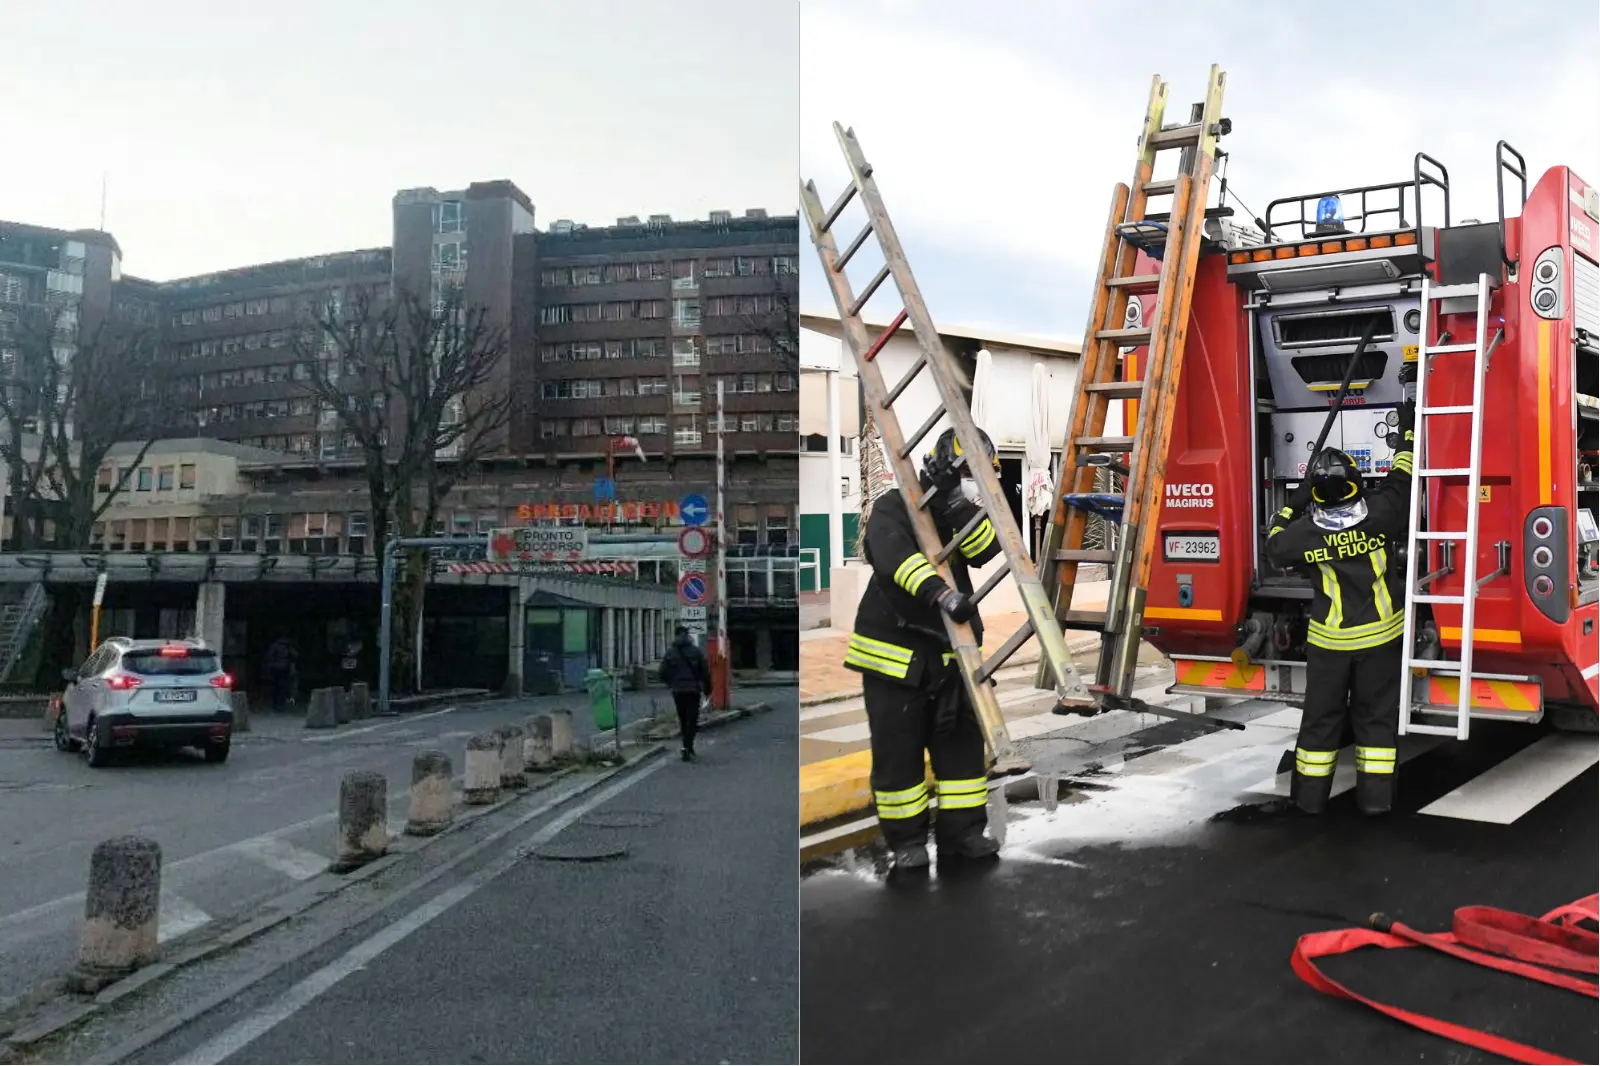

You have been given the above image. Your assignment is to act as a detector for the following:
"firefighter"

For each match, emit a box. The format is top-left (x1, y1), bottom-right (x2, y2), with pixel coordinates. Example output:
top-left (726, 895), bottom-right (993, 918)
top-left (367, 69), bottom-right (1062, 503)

top-left (846, 426), bottom-right (1006, 871)
top-left (1265, 403), bottom-right (1415, 815)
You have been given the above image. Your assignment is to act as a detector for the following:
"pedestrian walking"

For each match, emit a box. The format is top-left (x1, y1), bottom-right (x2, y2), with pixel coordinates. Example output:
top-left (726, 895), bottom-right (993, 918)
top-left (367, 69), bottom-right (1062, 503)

top-left (264, 636), bottom-right (299, 712)
top-left (659, 626), bottom-right (711, 761)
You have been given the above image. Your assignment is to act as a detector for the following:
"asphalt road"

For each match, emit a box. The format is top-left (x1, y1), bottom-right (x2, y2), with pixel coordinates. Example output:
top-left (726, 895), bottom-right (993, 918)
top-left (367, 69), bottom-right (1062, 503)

top-left (0, 686), bottom-right (679, 1014)
top-left (800, 713), bottom-right (1597, 1065)
top-left (119, 689), bottom-right (799, 1065)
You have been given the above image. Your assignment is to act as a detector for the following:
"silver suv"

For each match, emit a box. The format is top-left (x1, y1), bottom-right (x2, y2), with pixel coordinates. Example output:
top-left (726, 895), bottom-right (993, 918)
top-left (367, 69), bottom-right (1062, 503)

top-left (53, 637), bottom-right (235, 766)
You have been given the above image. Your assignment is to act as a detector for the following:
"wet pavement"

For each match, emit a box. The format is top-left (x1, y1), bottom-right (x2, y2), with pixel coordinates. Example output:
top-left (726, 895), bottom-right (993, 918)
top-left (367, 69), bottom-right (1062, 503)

top-left (800, 714), bottom-right (1597, 1064)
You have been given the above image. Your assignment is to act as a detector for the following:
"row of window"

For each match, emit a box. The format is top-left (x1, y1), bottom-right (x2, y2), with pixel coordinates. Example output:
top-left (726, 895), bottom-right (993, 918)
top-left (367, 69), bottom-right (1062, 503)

top-left (536, 294), bottom-right (783, 328)
top-left (539, 371), bottom-right (795, 400)
top-left (539, 339), bottom-right (671, 362)
top-left (538, 413), bottom-right (797, 438)
top-left (96, 463), bottom-right (199, 493)
top-left (538, 256), bottom-right (796, 289)
top-left (169, 288), bottom-right (364, 329)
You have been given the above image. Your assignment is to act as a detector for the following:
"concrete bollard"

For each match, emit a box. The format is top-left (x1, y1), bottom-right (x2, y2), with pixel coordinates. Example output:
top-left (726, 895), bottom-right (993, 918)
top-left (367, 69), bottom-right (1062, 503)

top-left (405, 751), bottom-right (453, 836)
top-left (525, 716), bottom-right (553, 770)
top-left (548, 710), bottom-right (574, 760)
top-left (499, 724), bottom-right (527, 788)
top-left (334, 770), bottom-right (388, 872)
top-left (231, 690), bottom-right (251, 734)
top-left (71, 836), bottom-right (162, 992)
top-left (334, 686), bottom-right (355, 725)
top-left (350, 682), bottom-right (372, 720)
top-left (304, 688), bottom-right (338, 729)
top-left (463, 732), bottom-right (502, 805)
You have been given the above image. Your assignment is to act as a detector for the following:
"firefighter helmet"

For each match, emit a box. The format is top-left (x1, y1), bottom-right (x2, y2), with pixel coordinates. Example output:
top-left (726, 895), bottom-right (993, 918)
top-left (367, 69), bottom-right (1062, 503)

top-left (1308, 448), bottom-right (1364, 506)
top-left (923, 427), bottom-right (1000, 487)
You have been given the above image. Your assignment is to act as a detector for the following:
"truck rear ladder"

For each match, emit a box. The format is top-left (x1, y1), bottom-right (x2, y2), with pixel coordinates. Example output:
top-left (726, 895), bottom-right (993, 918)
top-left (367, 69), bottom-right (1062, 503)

top-left (1399, 273), bottom-right (1497, 740)
top-left (1036, 66), bottom-right (1229, 704)
top-left (801, 124), bottom-right (1091, 776)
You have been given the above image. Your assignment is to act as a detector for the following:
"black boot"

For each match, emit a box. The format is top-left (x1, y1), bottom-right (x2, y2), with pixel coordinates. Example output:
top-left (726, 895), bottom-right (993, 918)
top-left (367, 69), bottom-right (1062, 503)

top-left (937, 832), bottom-right (1001, 861)
top-left (1355, 771), bottom-right (1393, 815)
top-left (891, 843), bottom-right (930, 870)
top-left (1290, 770), bottom-right (1333, 815)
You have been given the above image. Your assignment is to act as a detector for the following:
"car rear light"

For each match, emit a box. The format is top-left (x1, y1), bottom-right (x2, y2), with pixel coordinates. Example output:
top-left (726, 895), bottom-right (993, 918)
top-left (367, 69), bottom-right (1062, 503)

top-left (207, 724), bottom-right (229, 737)
top-left (210, 673), bottom-right (234, 690)
top-left (159, 645), bottom-right (189, 658)
top-left (106, 674), bottom-right (142, 691)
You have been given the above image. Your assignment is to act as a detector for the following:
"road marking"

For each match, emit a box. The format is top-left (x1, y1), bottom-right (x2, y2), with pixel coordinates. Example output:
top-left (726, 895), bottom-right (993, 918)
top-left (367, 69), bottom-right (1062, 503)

top-left (171, 755), bottom-right (669, 1066)
top-left (229, 837), bottom-right (330, 881)
top-left (301, 705), bottom-right (459, 743)
top-left (157, 894), bottom-right (212, 944)
top-left (1243, 736), bottom-right (1443, 799)
top-left (804, 721), bottom-right (872, 744)
top-left (1418, 734), bottom-right (1600, 824)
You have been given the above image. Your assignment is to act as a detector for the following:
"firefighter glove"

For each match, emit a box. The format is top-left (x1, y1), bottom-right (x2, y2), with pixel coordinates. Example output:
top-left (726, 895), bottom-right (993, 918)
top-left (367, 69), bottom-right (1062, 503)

top-left (936, 588), bottom-right (978, 623)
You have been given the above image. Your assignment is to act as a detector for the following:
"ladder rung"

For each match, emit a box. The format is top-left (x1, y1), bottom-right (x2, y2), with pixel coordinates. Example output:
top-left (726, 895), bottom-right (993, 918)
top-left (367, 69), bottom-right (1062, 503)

top-left (1095, 327), bottom-right (1152, 345)
top-left (819, 182), bottom-right (858, 235)
top-left (1148, 123), bottom-right (1204, 149)
top-left (1415, 531), bottom-right (1469, 540)
top-left (1141, 206), bottom-right (1234, 224)
top-left (1075, 436), bottom-right (1135, 452)
top-left (1426, 283), bottom-right (1482, 300)
top-left (884, 355), bottom-right (925, 407)
top-left (899, 404), bottom-right (946, 459)
top-left (1422, 405), bottom-right (1475, 415)
top-left (1107, 274), bottom-right (1162, 294)
top-left (836, 221), bottom-right (874, 271)
top-left (1418, 467), bottom-right (1472, 477)
top-left (1413, 594), bottom-right (1468, 604)
top-left (977, 617), bottom-right (1034, 683)
top-left (1057, 609), bottom-right (1108, 631)
top-left (972, 558), bottom-right (1013, 604)
top-left (1426, 343), bottom-right (1478, 354)
top-left (1084, 380), bottom-right (1145, 399)
top-left (938, 509), bottom-right (989, 564)
top-left (1141, 179), bottom-right (1176, 196)
top-left (849, 264), bottom-right (891, 317)
top-left (1399, 722), bottom-right (1463, 737)
top-left (862, 308), bottom-right (907, 363)
top-left (1055, 549), bottom-right (1116, 563)
top-left (1408, 659), bottom-right (1466, 672)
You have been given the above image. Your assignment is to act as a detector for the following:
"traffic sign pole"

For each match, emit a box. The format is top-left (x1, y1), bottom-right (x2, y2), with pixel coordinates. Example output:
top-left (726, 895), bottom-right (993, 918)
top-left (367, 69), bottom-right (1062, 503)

top-left (711, 380), bottom-right (731, 710)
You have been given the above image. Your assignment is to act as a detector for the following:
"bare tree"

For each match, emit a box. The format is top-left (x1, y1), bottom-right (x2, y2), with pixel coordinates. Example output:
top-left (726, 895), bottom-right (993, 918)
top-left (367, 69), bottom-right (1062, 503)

top-left (293, 286), bottom-right (511, 694)
top-left (0, 301), bottom-right (158, 681)
top-left (734, 267), bottom-right (799, 367)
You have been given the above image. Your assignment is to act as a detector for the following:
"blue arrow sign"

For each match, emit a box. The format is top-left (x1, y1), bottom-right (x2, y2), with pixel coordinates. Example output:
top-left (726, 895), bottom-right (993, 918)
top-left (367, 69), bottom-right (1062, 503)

top-left (678, 574), bottom-right (708, 606)
top-left (679, 493), bottom-right (710, 527)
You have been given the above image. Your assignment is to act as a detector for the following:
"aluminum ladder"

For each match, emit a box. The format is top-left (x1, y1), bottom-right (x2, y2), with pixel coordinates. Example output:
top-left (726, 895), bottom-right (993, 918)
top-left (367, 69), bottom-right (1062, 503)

top-left (1035, 66), bottom-right (1229, 705)
top-left (1398, 273), bottom-right (1496, 739)
top-left (801, 124), bottom-right (1091, 777)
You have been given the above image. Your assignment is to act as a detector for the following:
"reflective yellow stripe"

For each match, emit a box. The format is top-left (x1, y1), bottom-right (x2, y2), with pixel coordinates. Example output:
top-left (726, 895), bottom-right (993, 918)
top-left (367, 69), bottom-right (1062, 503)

top-left (1295, 747), bottom-right (1338, 777)
top-left (960, 519), bottom-right (996, 558)
top-left (1307, 615), bottom-right (1404, 651)
top-left (844, 650), bottom-right (910, 679)
top-left (1391, 451), bottom-right (1413, 474)
top-left (848, 634), bottom-right (913, 662)
top-left (1309, 614), bottom-right (1404, 639)
top-left (1268, 524), bottom-right (1286, 537)
top-left (936, 777), bottom-right (989, 810)
top-left (1356, 746), bottom-right (1396, 774)
top-left (1279, 506), bottom-right (1295, 519)
top-left (876, 782), bottom-right (929, 819)
top-left (894, 553), bottom-right (938, 595)
top-left (1370, 548), bottom-right (1394, 621)
top-left (1317, 563), bottom-right (1343, 630)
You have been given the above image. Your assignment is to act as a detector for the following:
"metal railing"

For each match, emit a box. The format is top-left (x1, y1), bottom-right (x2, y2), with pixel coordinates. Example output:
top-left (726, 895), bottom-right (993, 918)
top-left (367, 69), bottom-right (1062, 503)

top-left (724, 555), bottom-right (798, 605)
top-left (797, 547), bottom-right (821, 593)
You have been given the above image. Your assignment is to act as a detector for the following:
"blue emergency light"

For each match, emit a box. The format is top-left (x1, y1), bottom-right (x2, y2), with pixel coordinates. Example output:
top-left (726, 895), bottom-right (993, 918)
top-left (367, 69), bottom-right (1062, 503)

top-left (1314, 195), bottom-right (1345, 234)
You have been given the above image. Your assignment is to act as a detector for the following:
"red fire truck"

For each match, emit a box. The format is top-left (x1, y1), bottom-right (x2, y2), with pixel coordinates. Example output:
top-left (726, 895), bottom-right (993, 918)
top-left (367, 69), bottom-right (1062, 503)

top-left (1124, 147), bottom-right (1598, 735)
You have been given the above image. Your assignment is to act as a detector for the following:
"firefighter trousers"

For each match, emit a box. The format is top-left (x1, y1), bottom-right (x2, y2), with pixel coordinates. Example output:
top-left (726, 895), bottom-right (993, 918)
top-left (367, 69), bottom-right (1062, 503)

top-left (1291, 638), bottom-right (1403, 815)
top-left (861, 671), bottom-right (989, 850)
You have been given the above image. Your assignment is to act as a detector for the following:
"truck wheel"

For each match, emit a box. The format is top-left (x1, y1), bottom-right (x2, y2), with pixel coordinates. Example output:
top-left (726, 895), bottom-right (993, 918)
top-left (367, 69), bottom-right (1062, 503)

top-left (1548, 704), bottom-right (1598, 734)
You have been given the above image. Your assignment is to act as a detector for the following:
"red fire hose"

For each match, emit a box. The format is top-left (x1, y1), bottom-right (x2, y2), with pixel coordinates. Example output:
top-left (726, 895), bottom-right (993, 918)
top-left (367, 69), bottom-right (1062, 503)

top-left (1291, 895), bottom-right (1598, 1065)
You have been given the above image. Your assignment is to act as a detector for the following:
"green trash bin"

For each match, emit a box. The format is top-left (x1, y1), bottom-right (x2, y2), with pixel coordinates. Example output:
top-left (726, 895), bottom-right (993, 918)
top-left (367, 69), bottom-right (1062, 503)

top-left (586, 668), bottom-right (617, 732)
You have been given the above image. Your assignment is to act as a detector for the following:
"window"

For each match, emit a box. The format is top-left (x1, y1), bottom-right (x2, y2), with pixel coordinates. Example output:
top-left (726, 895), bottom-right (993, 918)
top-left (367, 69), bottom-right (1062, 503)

top-left (347, 513), bottom-right (368, 555)
top-left (435, 241), bottom-right (463, 271)
top-left (604, 263), bottom-right (635, 283)
top-left (571, 418), bottom-right (602, 437)
top-left (438, 200), bottom-right (464, 234)
top-left (777, 413), bottom-right (798, 433)
top-left (739, 294), bottom-right (775, 315)
top-left (738, 373), bottom-right (757, 393)
top-left (223, 302), bottom-right (243, 319)
top-left (181, 309), bottom-right (197, 325)
top-left (775, 372), bottom-right (796, 392)
top-left (572, 341), bottom-right (603, 361)
top-left (673, 299), bottom-right (701, 328)
top-left (637, 376), bottom-right (669, 396)
top-left (97, 466), bottom-right (112, 492)
top-left (637, 261), bottom-right (666, 281)
top-left (541, 267), bottom-right (570, 286)
top-left (703, 257), bottom-right (735, 278)
top-left (736, 504), bottom-right (760, 545)
top-left (638, 300), bottom-right (666, 319)
top-left (270, 296), bottom-right (290, 315)
top-left (263, 513), bottom-right (283, 553)
top-left (245, 299), bottom-right (268, 316)
top-left (540, 420), bottom-right (564, 439)
top-left (158, 465), bottom-right (175, 491)
top-left (136, 467), bottom-right (152, 491)
top-left (766, 504), bottom-right (792, 546)
top-left (573, 303), bottom-right (604, 323)
top-left (604, 416), bottom-right (635, 434)
top-left (672, 338), bottom-right (701, 367)
top-left (773, 255), bottom-right (798, 275)
top-left (179, 463), bottom-right (197, 490)
top-left (603, 301), bottom-right (634, 321)
top-left (637, 415), bottom-right (668, 434)
top-left (706, 335), bottom-right (737, 356)
top-left (734, 257), bottom-right (758, 276)
top-left (540, 305), bottom-right (571, 325)
top-left (572, 266), bottom-right (603, 285)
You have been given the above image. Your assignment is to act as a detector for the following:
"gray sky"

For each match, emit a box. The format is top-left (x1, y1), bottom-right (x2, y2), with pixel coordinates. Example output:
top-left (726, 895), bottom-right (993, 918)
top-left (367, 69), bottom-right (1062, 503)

top-left (801, 0), bottom-right (1600, 339)
top-left (0, 0), bottom-right (799, 281)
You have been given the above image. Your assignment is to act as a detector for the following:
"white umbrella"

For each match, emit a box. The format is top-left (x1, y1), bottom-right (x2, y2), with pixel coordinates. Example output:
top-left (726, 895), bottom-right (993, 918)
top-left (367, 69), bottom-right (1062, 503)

top-left (969, 348), bottom-right (993, 435)
top-left (1024, 363), bottom-right (1053, 557)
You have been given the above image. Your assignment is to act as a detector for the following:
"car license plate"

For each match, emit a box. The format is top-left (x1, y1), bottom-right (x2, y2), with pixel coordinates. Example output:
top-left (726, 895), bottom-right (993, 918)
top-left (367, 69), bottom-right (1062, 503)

top-left (153, 689), bottom-right (197, 702)
top-left (1163, 534), bottom-right (1220, 562)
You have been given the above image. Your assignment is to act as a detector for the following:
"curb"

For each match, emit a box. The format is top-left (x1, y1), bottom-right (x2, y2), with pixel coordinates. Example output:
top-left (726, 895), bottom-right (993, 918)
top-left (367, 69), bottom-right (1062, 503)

top-left (0, 745), bottom-right (664, 1057)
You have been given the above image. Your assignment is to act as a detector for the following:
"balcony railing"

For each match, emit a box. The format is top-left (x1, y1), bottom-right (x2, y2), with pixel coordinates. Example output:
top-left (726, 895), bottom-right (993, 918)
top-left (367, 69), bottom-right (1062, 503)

top-left (673, 391), bottom-right (702, 409)
top-left (672, 351), bottom-right (701, 368)
top-left (673, 429), bottom-right (703, 447)
top-left (724, 556), bottom-right (798, 605)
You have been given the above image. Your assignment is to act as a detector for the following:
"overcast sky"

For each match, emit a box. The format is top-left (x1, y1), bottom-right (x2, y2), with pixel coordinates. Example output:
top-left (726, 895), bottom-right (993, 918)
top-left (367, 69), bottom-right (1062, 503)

top-left (0, 0), bottom-right (799, 281)
top-left (801, 0), bottom-right (1600, 340)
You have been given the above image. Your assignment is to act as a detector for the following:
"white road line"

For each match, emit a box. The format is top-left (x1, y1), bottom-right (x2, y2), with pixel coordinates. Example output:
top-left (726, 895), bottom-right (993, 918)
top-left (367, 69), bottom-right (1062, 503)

top-left (228, 837), bottom-right (330, 882)
top-left (1418, 734), bottom-right (1600, 824)
top-left (172, 756), bottom-right (669, 1066)
top-left (300, 705), bottom-right (459, 743)
top-left (157, 894), bottom-right (213, 944)
top-left (1243, 736), bottom-right (1443, 799)
top-left (804, 721), bottom-right (872, 744)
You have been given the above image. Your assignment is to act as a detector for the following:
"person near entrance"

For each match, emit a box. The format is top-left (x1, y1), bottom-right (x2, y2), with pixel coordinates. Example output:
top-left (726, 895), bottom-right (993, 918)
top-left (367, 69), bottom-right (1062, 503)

top-left (659, 625), bottom-right (711, 761)
top-left (845, 426), bottom-right (1006, 871)
top-left (263, 636), bottom-right (299, 712)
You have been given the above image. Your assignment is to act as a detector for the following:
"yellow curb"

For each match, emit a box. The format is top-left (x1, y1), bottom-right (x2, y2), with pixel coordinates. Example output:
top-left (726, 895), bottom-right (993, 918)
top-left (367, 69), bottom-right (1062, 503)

top-left (799, 749), bottom-right (934, 828)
